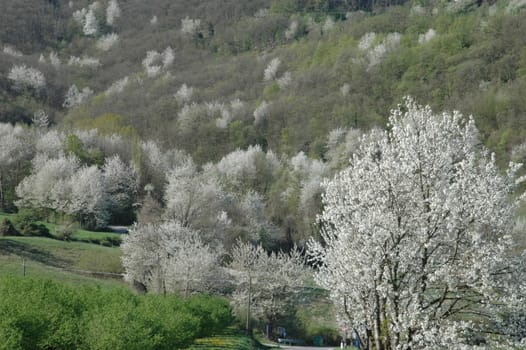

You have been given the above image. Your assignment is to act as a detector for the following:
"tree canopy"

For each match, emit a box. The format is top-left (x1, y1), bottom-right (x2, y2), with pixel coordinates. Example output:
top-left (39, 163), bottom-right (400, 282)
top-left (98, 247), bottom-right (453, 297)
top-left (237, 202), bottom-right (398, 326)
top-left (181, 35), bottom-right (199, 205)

top-left (309, 98), bottom-right (526, 349)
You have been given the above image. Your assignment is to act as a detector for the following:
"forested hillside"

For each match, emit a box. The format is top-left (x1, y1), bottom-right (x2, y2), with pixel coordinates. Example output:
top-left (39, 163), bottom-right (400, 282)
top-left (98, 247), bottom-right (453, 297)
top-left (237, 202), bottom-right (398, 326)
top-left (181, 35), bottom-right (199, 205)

top-left (2, 0), bottom-right (526, 347)
top-left (2, 0), bottom-right (526, 245)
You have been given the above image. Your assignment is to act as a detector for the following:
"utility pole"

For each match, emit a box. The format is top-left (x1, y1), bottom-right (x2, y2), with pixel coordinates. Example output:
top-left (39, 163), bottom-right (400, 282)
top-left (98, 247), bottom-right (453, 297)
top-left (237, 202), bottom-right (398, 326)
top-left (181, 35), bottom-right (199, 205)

top-left (246, 275), bottom-right (252, 335)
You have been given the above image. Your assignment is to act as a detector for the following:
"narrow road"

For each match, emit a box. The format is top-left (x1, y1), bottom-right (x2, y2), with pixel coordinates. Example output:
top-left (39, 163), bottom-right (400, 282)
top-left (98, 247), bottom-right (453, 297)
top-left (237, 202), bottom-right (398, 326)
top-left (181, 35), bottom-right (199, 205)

top-left (277, 346), bottom-right (335, 350)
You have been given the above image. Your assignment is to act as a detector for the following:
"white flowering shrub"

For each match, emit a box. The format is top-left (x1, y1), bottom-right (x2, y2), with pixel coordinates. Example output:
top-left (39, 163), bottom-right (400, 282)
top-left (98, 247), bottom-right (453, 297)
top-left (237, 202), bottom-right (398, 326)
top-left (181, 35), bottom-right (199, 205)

top-left (285, 20), bottom-right (299, 40)
top-left (162, 47), bottom-right (174, 68)
top-left (105, 76), bottom-right (129, 96)
top-left (174, 83), bottom-right (194, 103)
top-left (362, 32), bottom-right (402, 68)
top-left (73, 8), bottom-right (87, 25)
top-left (96, 33), bottom-right (119, 51)
top-left (418, 28), bottom-right (436, 44)
top-left (322, 16), bottom-right (335, 33)
top-left (67, 56), bottom-right (101, 68)
top-left (35, 130), bottom-right (64, 157)
top-left (142, 47), bottom-right (173, 77)
top-left (49, 51), bottom-right (61, 68)
top-left (277, 71), bottom-right (292, 89)
top-left (181, 16), bottom-right (201, 35)
top-left (254, 8), bottom-right (269, 18)
top-left (106, 0), bottom-right (121, 25)
top-left (358, 32), bottom-right (376, 51)
top-left (8, 65), bottom-right (46, 90)
top-left (263, 58), bottom-right (281, 81)
top-left (253, 100), bottom-right (270, 125)
top-left (340, 84), bottom-right (351, 99)
top-left (63, 84), bottom-right (94, 108)
top-left (83, 8), bottom-right (98, 36)
top-left (32, 110), bottom-right (49, 129)
top-left (2, 45), bottom-right (22, 57)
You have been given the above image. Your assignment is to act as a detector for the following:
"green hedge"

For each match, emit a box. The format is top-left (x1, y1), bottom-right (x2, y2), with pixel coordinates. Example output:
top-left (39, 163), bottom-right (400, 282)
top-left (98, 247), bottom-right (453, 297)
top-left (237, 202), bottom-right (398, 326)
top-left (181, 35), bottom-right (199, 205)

top-left (0, 276), bottom-right (233, 350)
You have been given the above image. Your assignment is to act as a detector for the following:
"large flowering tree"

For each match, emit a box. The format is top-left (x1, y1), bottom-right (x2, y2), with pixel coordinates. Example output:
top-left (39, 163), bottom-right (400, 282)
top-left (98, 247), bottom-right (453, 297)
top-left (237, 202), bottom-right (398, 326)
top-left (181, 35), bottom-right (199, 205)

top-left (308, 98), bottom-right (526, 349)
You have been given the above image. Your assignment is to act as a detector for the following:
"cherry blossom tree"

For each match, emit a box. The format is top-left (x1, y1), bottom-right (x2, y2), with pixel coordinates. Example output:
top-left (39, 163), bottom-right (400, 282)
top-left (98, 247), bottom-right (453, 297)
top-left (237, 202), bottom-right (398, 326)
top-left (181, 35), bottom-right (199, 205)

top-left (229, 240), bottom-right (306, 332)
top-left (121, 220), bottom-right (221, 295)
top-left (0, 124), bottom-right (34, 211)
top-left (67, 165), bottom-right (109, 229)
top-left (308, 97), bottom-right (526, 349)
top-left (164, 159), bottom-right (228, 242)
top-left (103, 155), bottom-right (138, 224)
top-left (8, 65), bottom-right (46, 91)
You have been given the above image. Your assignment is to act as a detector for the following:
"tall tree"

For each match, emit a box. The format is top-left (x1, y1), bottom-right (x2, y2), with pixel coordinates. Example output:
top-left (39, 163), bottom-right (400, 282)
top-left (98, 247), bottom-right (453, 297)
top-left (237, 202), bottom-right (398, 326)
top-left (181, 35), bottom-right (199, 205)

top-left (308, 98), bottom-right (526, 349)
top-left (121, 221), bottom-right (221, 295)
top-left (229, 240), bottom-right (306, 333)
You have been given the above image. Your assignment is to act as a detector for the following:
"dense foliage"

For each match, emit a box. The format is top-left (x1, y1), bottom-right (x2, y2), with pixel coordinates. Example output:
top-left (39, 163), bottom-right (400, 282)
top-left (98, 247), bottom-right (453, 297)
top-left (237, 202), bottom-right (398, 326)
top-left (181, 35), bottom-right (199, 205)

top-left (0, 276), bottom-right (233, 350)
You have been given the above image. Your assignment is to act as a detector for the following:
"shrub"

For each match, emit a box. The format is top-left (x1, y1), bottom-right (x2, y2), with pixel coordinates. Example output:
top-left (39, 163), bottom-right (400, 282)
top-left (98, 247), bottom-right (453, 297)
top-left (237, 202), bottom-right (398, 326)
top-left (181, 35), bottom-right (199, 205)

top-left (0, 276), bottom-right (234, 349)
top-left (0, 218), bottom-right (19, 236)
top-left (13, 211), bottom-right (50, 237)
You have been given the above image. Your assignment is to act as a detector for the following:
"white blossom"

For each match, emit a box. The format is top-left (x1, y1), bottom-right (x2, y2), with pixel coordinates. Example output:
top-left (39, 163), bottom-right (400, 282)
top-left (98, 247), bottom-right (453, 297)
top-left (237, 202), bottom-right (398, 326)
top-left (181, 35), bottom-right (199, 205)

top-left (32, 110), bottom-right (49, 129)
top-left (308, 97), bottom-right (525, 349)
top-left (340, 83), bottom-right (350, 97)
top-left (359, 32), bottom-right (376, 51)
top-left (49, 51), bottom-right (61, 68)
top-left (105, 76), bottom-right (129, 96)
top-left (418, 28), bottom-right (436, 44)
top-left (8, 65), bottom-right (46, 90)
top-left (277, 71), bottom-right (292, 89)
top-left (2, 45), bottom-right (22, 57)
top-left (264, 58), bottom-right (281, 81)
top-left (106, 0), bottom-right (121, 26)
top-left (63, 84), bottom-right (94, 108)
top-left (254, 8), bottom-right (269, 18)
top-left (174, 83), bottom-right (194, 103)
top-left (83, 8), bottom-right (98, 36)
top-left (322, 16), bottom-right (335, 33)
top-left (67, 56), bottom-right (101, 68)
top-left (96, 33), bottom-right (119, 51)
top-left (181, 16), bottom-right (201, 35)
top-left (162, 46), bottom-right (175, 68)
top-left (253, 101), bottom-right (270, 125)
top-left (285, 20), bottom-right (299, 40)
top-left (230, 240), bottom-right (306, 325)
top-left (122, 221), bottom-right (222, 294)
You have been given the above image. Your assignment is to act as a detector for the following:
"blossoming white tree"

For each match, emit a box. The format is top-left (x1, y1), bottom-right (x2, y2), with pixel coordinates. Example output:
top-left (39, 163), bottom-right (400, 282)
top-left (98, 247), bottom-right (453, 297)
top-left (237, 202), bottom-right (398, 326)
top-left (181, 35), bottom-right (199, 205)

top-left (308, 98), bottom-right (526, 349)
top-left (8, 65), bottom-right (46, 91)
top-left (121, 220), bottom-right (220, 295)
top-left (229, 240), bottom-right (306, 332)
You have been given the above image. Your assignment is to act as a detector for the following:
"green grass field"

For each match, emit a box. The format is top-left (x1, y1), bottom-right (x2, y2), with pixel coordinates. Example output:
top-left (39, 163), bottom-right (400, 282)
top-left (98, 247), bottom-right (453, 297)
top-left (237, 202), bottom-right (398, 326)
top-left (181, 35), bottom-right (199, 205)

top-left (1, 211), bottom-right (124, 245)
top-left (0, 235), bottom-right (125, 288)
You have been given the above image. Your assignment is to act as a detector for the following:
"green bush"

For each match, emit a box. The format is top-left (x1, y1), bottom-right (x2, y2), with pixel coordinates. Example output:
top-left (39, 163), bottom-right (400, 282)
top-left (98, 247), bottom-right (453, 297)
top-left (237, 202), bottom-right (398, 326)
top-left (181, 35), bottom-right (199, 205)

top-left (0, 218), bottom-right (19, 236)
top-left (0, 276), bottom-right (234, 350)
top-left (13, 210), bottom-right (50, 237)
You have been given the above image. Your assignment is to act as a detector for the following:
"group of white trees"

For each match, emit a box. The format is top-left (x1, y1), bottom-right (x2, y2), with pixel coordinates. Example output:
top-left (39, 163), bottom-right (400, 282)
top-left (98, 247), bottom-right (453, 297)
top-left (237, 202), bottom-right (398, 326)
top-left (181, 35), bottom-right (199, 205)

top-left (121, 222), bottom-right (307, 331)
top-left (0, 125), bottom-right (139, 229)
top-left (308, 98), bottom-right (526, 349)
top-left (16, 153), bottom-right (137, 229)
